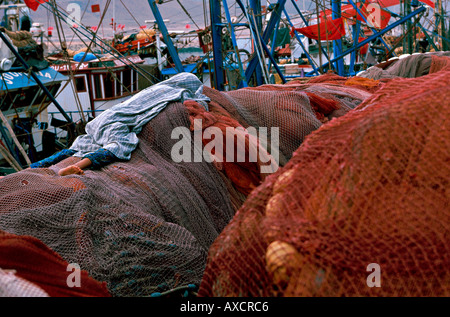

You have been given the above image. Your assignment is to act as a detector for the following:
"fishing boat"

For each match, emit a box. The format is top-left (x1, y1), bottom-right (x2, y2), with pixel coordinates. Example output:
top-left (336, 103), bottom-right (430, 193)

top-left (46, 52), bottom-right (148, 124)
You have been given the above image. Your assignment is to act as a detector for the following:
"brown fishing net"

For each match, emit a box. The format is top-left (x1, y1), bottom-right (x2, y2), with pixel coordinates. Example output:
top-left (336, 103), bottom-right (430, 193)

top-left (198, 65), bottom-right (450, 297)
top-left (0, 102), bottom-right (237, 296)
top-left (0, 72), bottom-right (372, 297)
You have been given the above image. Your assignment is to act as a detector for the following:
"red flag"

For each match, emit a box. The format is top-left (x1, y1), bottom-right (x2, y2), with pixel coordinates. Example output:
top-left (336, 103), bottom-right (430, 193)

top-left (91, 26), bottom-right (98, 32)
top-left (359, 37), bottom-right (369, 55)
top-left (419, 0), bottom-right (435, 9)
top-left (91, 4), bottom-right (101, 13)
top-left (24, 0), bottom-right (49, 11)
top-left (140, 25), bottom-right (147, 29)
top-left (292, 17), bottom-right (345, 41)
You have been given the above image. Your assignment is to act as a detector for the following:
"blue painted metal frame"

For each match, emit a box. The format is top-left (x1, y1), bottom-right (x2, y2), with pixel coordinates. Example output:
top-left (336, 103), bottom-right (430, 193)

top-left (222, 0), bottom-right (248, 87)
top-left (148, 0), bottom-right (184, 73)
top-left (235, 0), bottom-right (287, 84)
top-left (209, 0), bottom-right (225, 90)
top-left (347, 0), bottom-right (396, 57)
top-left (332, 0), bottom-right (345, 76)
top-left (249, 0), bottom-right (263, 85)
top-left (244, 0), bottom-right (287, 83)
top-left (306, 5), bottom-right (426, 76)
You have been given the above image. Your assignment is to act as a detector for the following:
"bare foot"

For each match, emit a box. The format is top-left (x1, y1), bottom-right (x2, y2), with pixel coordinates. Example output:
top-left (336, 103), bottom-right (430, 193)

top-left (58, 165), bottom-right (84, 176)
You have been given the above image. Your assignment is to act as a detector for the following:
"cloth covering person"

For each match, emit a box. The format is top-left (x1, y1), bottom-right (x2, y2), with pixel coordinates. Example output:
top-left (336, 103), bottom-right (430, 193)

top-left (30, 72), bottom-right (210, 176)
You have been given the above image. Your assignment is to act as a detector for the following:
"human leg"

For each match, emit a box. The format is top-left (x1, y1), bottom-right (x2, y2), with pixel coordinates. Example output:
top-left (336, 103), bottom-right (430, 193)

top-left (30, 149), bottom-right (77, 169)
top-left (58, 148), bottom-right (118, 176)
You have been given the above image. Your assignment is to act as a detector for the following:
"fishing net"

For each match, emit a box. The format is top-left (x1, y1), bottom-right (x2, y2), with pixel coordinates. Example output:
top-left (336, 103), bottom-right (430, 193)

top-left (0, 102), bottom-right (238, 297)
top-left (357, 52), bottom-right (450, 79)
top-left (198, 65), bottom-right (450, 297)
top-left (0, 73), bottom-right (371, 297)
top-left (203, 82), bottom-right (369, 166)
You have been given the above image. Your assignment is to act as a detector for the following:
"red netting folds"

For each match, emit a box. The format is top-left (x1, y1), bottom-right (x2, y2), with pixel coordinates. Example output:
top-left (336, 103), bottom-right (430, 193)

top-left (198, 66), bottom-right (450, 297)
top-left (0, 230), bottom-right (110, 297)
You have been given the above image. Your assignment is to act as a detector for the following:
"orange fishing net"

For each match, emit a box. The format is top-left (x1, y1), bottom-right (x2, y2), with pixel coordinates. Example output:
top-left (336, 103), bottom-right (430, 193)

top-left (198, 65), bottom-right (450, 297)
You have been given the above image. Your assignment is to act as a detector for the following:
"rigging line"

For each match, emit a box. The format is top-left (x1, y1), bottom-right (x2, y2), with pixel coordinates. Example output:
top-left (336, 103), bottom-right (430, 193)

top-left (118, 0), bottom-right (171, 71)
top-left (176, 0), bottom-right (200, 29)
top-left (48, 0), bottom-right (134, 109)
top-left (41, 2), bottom-right (160, 84)
top-left (68, 0), bottom-right (91, 47)
top-left (50, 0), bottom-right (87, 123)
top-left (54, 0), bottom-right (114, 118)
top-left (119, 0), bottom-right (156, 42)
top-left (274, 5), bottom-right (323, 71)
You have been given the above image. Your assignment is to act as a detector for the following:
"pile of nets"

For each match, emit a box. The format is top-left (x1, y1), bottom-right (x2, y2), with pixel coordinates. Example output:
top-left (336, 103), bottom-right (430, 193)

top-left (198, 60), bottom-right (450, 297)
top-left (0, 75), bottom-right (371, 296)
top-left (357, 51), bottom-right (450, 79)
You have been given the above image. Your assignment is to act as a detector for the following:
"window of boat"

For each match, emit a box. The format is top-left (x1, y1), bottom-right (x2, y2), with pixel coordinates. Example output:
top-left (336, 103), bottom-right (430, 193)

top-left (74, 76), bottom-right (87, 93)
top-left (93, 74), bottom-right (103, 99)
top-left (132, 69), bottom-right (138, 92)
top-left (122, 69), bottom-right (131, 93)
top-left (103, 72), bottom-right (115, 98)
top-left (116, 71), bottom-right (122, 96)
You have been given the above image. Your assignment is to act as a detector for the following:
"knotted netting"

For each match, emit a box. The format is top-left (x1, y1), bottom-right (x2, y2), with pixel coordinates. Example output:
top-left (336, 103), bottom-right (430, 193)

top-left (198, 63), bottom-right (450, 297)
top-left (0, 70), bottom-right (371, 297)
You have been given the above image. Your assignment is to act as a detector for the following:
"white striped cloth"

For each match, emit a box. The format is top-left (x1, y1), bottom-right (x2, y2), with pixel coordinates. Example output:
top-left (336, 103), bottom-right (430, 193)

top-left (70, 72), bottom-right (210, 160)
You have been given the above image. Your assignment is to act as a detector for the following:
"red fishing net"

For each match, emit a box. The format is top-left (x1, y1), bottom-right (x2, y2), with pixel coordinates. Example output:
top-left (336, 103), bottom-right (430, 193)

top-left (198, 65), bottom-right (450, 297)
top-left (0, 230), bottom-right (110, 297)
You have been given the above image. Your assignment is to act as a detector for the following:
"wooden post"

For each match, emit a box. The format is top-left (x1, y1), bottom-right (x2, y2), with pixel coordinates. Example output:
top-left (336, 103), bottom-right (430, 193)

top-left (0, 112), bottom-right (32, 166)
top-left (0, 142), bottom-right (22, 171)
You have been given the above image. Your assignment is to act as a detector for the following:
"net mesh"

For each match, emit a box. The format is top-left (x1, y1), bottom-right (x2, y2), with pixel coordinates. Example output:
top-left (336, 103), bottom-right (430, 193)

top-left (198, 63), bottom-right (450, 297)
top-left (0, 74), bottom-right (368, 296)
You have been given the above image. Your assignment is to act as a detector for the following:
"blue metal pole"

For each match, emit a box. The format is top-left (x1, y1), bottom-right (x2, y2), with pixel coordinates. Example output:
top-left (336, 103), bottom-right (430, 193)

top-left (148, 0), bottom-right (184, 73)
top-left (249, 0), bottom-right (263, 86)
top-left (244, 0), bottom-right (287, 82)
top-left (269, 18), bottom-right (281, 72)
top-left (349, 20), bottom-right (361, 74)
top-left (209, 0), bottom-right (225, 90)
top-left (332, 0), bottom-right (345, 76)
top-left (222, 0), bottom-right (248, 87)
top-left (306, 6), bottom-right (426, 76)
top-left (236, 0), bottom-right (287, 84)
